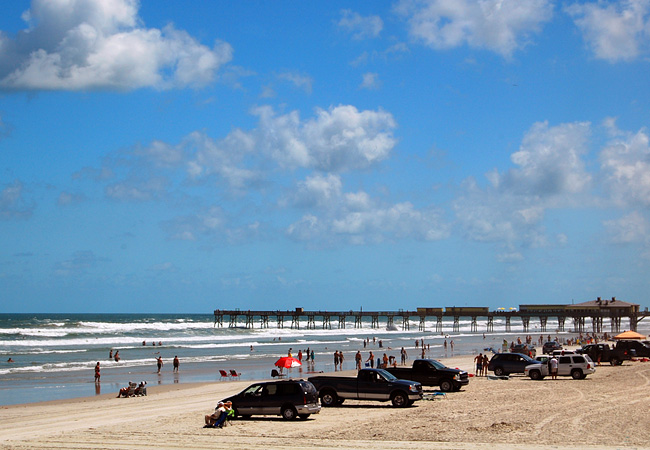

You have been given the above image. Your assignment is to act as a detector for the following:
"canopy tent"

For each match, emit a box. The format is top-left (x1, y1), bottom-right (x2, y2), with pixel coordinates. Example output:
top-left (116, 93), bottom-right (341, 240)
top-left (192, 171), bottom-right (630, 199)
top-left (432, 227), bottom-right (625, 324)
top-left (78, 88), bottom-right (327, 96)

top-left (613, 330), bottom-right (646, 340)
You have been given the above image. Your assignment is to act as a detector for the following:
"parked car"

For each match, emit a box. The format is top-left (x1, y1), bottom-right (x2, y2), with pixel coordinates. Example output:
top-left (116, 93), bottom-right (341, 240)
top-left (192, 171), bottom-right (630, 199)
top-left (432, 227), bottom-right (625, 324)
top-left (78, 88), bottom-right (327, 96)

top-left (614, 340), bottom-right (650, 357)
top-left (524, 354), bottom-right (596, 380)
top-left (542, 341), bottom-right (562, 354)
top-left (511, 344), bottom-right (536, 357)
top-left (488, 353), bottom-right (541, 376)
top-left (385, 359), bottom-right (469, 392)
top-left (221, 379), bottom-right (321, 420)
top-left (308, 368), bottom-right (422, 407)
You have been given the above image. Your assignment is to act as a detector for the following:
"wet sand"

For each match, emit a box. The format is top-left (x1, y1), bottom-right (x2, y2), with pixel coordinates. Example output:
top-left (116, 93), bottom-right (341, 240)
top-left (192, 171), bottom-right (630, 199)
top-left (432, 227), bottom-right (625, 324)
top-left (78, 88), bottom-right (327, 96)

top-left (1, 351), bottom-right (648, 450)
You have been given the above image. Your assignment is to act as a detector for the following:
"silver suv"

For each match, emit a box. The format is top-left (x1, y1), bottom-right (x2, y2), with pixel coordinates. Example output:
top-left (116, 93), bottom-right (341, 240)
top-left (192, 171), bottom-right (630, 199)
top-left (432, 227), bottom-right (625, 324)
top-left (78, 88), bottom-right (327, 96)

top-left (524, 354), bottom-right (596, 380)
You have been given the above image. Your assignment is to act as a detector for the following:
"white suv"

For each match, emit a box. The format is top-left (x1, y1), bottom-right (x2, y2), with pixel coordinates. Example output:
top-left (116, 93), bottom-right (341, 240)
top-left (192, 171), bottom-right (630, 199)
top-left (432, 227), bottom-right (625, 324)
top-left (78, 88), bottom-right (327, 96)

top-left (524, 354), bottom-right (596, 380)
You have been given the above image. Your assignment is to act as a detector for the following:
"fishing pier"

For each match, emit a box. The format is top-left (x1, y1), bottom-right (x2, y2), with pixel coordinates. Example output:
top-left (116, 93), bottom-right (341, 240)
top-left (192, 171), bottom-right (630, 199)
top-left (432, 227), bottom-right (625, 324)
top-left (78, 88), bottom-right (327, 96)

top-left (215, 297), bottom-right (647, 334)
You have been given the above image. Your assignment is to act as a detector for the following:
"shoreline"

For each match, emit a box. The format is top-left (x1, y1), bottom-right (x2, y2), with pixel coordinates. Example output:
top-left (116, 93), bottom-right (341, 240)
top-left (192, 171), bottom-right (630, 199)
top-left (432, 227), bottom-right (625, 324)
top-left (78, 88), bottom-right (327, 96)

top-left (2, 352), bottom-right (650, 449)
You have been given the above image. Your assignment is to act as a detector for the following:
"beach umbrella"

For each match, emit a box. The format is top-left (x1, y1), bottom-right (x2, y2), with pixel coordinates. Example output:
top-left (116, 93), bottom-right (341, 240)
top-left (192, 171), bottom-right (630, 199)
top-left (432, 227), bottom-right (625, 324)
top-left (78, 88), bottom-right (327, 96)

top-left (613, 330), bottom-right (646, 340)
top-left (274, 356), bottom-right (302, 368)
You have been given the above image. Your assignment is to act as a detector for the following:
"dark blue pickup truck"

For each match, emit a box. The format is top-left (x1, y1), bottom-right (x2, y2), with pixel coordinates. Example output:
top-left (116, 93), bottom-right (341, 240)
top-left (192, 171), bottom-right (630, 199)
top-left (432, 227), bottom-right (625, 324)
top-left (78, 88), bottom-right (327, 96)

top-left (385, 359), bottom-right (469, 392)
top-left (308, 368), bottom-right (422, 407)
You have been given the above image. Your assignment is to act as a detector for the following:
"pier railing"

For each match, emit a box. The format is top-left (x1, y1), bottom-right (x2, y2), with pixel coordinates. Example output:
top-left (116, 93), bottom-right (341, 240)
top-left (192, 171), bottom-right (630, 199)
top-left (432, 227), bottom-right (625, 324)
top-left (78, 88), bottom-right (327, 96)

top-left (213, 306), bottom-right (649, 334)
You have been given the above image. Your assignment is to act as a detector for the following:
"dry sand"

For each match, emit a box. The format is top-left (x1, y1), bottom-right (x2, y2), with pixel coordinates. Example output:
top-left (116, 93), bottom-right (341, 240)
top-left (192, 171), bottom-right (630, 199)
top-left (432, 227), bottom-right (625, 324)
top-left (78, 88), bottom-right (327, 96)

top-left (1, 352), bottom-right (648, 450)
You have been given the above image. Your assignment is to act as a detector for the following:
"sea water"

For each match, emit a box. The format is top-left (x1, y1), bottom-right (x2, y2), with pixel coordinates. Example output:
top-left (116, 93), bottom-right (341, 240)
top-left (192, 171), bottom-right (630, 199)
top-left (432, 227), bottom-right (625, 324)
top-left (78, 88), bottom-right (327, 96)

top-left (0, 313), bottom-right (646, 406)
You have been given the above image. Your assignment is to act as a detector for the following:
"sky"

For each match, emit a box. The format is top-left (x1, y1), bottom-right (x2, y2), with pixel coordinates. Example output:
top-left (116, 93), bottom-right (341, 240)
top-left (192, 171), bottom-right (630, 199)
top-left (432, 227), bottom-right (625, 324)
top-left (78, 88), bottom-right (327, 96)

top-left (1, 0), bottom-right (650, 314)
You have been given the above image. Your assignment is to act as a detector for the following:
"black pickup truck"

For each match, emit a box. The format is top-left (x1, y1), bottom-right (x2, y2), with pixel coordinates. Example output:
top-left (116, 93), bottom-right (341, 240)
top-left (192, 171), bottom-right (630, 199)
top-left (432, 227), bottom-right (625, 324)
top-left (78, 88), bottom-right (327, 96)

top-left (577, 343), bottom-right (630, 365)
top-left (385, 359), bottom-right (469, 392)
top-left (308, 368), bottom-right (422, 407)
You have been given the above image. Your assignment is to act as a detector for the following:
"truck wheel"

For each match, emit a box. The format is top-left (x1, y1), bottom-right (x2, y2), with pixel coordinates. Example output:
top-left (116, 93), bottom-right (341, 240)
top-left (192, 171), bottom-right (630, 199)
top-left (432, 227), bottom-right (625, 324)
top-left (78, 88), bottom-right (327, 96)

top-left (494, 367), bottom-right (505, 376)
top-left (281, 405), bottom-right (297, 420)
top-left (391, 391), bottom-right (408, 407)
top-left (610, 358), bottom-right (620, 366)
top-left (439, 379), bottom-right (453, 392)
top-left (529, 370), bottom-right (542, 380)
top-left (571, 369), bottom-right (583, 380)
top-left (320, 390), bottom-right (338, 407)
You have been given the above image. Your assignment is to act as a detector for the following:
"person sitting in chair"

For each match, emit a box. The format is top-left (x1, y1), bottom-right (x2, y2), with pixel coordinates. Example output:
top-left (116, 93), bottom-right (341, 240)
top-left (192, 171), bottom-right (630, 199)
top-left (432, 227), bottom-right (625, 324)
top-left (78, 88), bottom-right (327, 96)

top-left (205, 402), bottom-right (229, 428)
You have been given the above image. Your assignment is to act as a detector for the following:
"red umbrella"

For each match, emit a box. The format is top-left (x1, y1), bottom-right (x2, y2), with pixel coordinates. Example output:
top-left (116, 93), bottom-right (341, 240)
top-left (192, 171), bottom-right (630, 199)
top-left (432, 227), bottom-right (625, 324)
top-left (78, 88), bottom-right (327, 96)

top-left (274, 356), bottom-right (302, 369)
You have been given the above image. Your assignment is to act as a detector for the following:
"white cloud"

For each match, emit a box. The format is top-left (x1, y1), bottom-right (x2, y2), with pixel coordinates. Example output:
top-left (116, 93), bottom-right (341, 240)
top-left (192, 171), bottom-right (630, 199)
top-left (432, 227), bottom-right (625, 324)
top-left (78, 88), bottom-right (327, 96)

top-left (0, 0), bottom-right (232, 91)
top-left (253, 104), bottom-right (397, 172)
top-left (604, 211), bottom-right (649, 244)
top-left (395, 0), bottom-right (553, 57)
top-left (360, 72), bottom-right (381, 90)
top-left (497, 121), bottom-right (592, 196)
top-left (600, 127), bottom-right (650, 207)
top-left (566, 0), bottom-right (650, 62)
top-left (338, 10), bottom-right (383, 39)
top-left (454, 121), bottom-right (592, 248)
top-left (286, 174), bottom-right (449, 244)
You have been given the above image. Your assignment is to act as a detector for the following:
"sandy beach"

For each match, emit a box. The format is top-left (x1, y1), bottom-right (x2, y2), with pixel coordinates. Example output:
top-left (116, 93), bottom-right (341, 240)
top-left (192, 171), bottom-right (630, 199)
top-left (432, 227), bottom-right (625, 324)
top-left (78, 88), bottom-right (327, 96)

top-left (1, 352), bottom-right (648, 450)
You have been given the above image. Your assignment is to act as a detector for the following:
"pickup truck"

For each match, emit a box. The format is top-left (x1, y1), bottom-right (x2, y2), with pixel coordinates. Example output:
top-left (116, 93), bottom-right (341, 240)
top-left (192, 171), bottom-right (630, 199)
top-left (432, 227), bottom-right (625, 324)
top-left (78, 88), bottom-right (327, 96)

top-left (577, 343), bottom-right (634, 365)
top-left (384, 359), bottom-right (469, 392)
top-left (308, 368), bottom-right (422, 408)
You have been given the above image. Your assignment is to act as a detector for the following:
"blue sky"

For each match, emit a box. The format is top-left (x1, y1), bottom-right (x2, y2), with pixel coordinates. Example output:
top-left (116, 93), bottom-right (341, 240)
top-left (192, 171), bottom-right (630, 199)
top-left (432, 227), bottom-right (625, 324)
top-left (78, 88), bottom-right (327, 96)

top-left (1, 0), bottom-right (650, 313)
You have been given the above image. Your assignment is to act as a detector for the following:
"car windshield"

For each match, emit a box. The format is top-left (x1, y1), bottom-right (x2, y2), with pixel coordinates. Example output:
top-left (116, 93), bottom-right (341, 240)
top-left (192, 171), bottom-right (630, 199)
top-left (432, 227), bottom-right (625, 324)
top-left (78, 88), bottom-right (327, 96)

top-left (375, 369), bottom-right (398, 381)
top-left (424, 359), bottom-right (447, 370)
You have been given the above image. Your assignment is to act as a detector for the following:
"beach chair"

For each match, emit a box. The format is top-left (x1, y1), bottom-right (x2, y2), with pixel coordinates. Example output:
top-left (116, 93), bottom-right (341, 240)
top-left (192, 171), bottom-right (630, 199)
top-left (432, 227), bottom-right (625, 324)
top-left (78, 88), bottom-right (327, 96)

top-left (229, 369), bottom-right (240, 379)
top-left (271, 369), bottom-right (286, 378)
top-left (219, 369), bottom-right (230, 380)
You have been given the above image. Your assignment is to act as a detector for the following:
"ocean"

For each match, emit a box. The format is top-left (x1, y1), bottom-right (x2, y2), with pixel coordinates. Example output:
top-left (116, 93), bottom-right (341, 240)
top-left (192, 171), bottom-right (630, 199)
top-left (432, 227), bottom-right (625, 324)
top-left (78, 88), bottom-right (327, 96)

top-left (1, 313), bottom-right (646, 406)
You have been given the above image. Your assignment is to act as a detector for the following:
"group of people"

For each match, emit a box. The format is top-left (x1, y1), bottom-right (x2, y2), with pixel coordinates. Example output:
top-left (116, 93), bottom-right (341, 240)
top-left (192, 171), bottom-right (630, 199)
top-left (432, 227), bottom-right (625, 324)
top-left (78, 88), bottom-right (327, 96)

top-left (333, 350), bottom-right (344, 370)
top-left (157, 355), bottom-right (180, 373)
top-left (474, 353), bottom-right (490, 376)
top-left (204, 401), bottom-right (234, 428)
top-left (116, 381), bottom-right (147, 397)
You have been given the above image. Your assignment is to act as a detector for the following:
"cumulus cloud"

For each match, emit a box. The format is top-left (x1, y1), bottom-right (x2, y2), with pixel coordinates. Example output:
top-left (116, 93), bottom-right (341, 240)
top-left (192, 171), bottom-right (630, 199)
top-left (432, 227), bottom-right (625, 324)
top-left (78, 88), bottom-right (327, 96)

top-left (253, 104), bottom-right (397, 172)
top-left (395, 0), bottom-right (553, 57)
top-left (603, 211), bottom-right (649, 244)
top-left (566, 0), bottom-right (650, 62)
top-left (285, 174), bottom-right (449, 244)
top-left (338, 9), bottom-right (383, 39)
top-left (0, 0), bottom-right (232, 91)
top-left (600, 126), bottom-right (650, 207)
top-left (454, 121), bottom-right (592, 247)
top-left (495, 121), bottom-right (592, 196)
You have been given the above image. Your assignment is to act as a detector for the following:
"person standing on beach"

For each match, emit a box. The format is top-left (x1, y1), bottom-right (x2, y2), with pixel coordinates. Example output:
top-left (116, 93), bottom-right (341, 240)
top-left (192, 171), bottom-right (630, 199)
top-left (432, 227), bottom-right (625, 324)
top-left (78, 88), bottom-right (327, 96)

top-left (334, 351), bottom-right (340, 370)
top-left (157, 356), bottom-right (163, 374)
top-left (310, 350), bottom-right (315, 364)
top-left (173, 355), bottom-right (179, 372)
top-left (355, 351), bottom-right (362, 370)
top-left (367, 351), bottom-right (374, 368)
top-left (474, 353), bottom-right (483, 376)
top-left (550, 356), bottom-right (558, 380)
top-left (338, 351), bottom-right (344, 369)
top-left (94, 362), bottom-right (101, 382)
top-left (400, 347), bottom-right (407, 365)
top-left (482, 354), bottom-right (489, 376)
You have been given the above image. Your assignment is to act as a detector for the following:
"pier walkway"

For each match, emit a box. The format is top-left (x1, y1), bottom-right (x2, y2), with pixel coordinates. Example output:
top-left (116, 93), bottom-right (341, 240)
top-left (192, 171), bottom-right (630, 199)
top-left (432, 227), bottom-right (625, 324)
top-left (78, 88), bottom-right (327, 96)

top-left (215, 298), bottom-right (648, 334)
